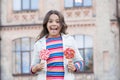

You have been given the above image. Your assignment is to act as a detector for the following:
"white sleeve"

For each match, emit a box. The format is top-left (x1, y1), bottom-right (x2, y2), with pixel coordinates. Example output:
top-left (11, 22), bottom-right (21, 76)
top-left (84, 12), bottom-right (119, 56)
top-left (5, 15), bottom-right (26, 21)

top-left (31, 42), bottom-right (41, 67)
top-left (69, 36), bottom-right (83, 61)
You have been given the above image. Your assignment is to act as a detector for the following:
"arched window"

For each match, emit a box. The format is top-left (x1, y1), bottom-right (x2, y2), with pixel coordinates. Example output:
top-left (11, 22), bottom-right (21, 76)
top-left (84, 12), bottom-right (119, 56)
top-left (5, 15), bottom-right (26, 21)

top-left (73, 35), bottom-right (93, 72)
top-left (64, 0), bottom-right (92, 8)
top-left (12, 37), bottom-right (35, 75)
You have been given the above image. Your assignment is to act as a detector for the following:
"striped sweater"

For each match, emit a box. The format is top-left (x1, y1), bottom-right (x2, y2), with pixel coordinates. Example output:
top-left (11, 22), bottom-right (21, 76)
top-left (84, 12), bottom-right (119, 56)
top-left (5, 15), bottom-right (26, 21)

top-left (46, 36), bottom-right (64, 80)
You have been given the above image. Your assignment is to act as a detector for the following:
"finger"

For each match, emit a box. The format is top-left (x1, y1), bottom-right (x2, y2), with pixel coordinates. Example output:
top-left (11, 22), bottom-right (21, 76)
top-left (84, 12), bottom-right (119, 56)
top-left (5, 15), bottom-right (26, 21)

top-left (68, 61), bottom-right (72, 64)
top-left (68, 63), bottom-right (73, 67)
top-left (40, 63), bottom-right (45, 65)
top-left (68, 65), bottom-right (75, 71)
top-left (38, 63), bottom-right (44, 69)
top-left (68, 65), bottom-right (74, 71)
top-left (41, 64), bottom-right (45, 68)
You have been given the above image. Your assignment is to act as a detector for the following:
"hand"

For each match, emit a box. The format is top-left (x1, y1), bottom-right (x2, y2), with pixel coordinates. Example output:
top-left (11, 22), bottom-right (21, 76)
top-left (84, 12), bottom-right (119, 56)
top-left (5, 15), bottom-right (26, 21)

top-left (36, 63), bottom-right (45, 71)
top-left (67, 60), bottom-right (76, 72)
top-left (32, 63), bottom-right (44, 73)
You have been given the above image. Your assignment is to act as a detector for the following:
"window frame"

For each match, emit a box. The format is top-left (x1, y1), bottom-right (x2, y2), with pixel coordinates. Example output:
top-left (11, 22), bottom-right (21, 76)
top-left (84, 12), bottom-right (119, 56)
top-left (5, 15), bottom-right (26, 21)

top-left (64, 0), bottom-right (92, 8)
top-left (12, 37), bottom-right (35, 76)
top-left (73, 35), bottom-right (94, 73)
top-left (13, 0), bottom-right (39, 12)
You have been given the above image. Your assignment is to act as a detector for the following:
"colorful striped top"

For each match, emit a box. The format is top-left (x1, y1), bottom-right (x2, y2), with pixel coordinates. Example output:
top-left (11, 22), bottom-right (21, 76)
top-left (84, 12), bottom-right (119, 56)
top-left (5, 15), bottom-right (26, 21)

top-left (46, 36), bottom-right (64, 80)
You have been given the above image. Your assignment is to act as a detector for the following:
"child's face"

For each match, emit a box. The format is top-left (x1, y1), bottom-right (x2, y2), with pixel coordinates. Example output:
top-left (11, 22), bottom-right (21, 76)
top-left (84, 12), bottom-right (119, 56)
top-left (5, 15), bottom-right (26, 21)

top-left (47, 14), bottom-right (62, 38)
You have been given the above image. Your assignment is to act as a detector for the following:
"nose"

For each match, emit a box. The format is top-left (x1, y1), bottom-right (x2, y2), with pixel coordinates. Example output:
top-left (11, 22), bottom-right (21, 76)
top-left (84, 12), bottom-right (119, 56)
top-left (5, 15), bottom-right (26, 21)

top-left (52, 21), bottom-right (57, 25)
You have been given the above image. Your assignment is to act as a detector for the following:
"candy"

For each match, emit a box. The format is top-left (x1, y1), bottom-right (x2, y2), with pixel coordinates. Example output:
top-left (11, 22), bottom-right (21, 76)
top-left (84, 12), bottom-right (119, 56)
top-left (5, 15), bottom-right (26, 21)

top-left (39, 49), bottom-right (50, 60)
top-left (64, 48), bottom-right (75, 59)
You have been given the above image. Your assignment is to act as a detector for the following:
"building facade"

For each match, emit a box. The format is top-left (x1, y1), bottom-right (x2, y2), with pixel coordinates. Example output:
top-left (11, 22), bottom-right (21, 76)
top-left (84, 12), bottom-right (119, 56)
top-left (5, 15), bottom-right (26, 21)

top-left (0, 0), bottom-right (119, 80)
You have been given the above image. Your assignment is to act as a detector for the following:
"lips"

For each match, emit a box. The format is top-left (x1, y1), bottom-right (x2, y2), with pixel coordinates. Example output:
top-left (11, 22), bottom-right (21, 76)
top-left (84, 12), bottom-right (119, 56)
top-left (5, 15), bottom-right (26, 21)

top-left (50, 27), bottom-right (58, 33)
top-left (50, 27), bottom-right (57, 30)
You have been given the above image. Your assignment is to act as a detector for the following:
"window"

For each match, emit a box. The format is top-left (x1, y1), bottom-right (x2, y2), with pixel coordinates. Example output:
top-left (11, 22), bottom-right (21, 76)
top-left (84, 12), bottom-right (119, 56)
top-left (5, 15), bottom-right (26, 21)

top-left (12, 37), bottom-right (35, 75)
top-left (64, 0), bottom-right (92, 8)
top-left (13, 0), bottom-right (39, 11)
top-left (73, 35), bottom-right (93, 72)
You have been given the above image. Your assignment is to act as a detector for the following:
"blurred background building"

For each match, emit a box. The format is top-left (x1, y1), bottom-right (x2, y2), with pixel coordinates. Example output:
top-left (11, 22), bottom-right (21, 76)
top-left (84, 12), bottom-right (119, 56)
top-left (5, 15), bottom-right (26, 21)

top-left (0, 0), bottom-right (119, 80)
top-left (0, 0), bottom-right (1, 80)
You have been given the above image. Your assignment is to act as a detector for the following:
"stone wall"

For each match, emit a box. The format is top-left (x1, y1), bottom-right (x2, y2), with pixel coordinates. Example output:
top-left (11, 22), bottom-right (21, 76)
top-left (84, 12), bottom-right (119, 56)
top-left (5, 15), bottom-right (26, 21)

top-left (0, 0), bottom-right (119, 80)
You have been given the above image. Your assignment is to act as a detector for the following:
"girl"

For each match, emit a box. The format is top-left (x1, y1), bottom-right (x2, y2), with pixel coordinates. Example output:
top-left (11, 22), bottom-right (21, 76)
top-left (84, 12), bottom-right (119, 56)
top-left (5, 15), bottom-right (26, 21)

top-left (31, 10), bottom-right (83, 80)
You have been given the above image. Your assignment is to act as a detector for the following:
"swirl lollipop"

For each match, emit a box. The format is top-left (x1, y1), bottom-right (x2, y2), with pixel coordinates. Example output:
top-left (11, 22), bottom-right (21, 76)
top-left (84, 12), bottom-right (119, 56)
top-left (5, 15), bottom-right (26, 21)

top-left (64, 48), bottom-right (75, 72)
top-left (39, 49), bottom-right (50, 72)
top-left (39, 49), bottom-right (50, 61)
top-left (64, 48), bottom-right (75, 59)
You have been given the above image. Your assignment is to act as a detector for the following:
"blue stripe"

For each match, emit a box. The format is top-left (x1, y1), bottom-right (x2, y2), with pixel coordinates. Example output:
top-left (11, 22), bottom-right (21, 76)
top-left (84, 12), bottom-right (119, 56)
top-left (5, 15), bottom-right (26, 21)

top-left (74, 61), bottom-right (84, 72)
top-left (75, 64), bottom-right (79, 72)
top-left (46, 37), bottom-right (62, 42)
top-left (47, 43), bottom-right (63, 49)
top-left (47, 71), bottom-right (64, 76)
top-left (47, 62), bottom-right (63, 66)
top-left (79, 61), bottom-right (83, 71)
top-left (49, 52), bottom-right (64, 58)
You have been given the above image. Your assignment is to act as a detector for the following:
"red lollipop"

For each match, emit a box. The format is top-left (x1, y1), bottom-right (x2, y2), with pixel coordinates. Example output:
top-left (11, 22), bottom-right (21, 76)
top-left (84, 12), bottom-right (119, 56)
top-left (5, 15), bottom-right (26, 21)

top-left (64, 48), bottom-right (75, 59)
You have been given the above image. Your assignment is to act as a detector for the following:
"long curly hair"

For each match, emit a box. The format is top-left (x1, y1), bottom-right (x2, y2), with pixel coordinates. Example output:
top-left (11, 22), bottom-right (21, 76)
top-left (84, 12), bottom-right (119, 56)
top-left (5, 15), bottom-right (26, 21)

top-left (36, 10), bottom-right (68, 41)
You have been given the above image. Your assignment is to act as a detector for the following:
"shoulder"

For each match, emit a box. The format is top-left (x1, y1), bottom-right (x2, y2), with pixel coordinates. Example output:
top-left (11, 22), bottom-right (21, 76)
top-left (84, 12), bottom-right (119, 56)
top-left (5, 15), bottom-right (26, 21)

top-left (34, 36), bottom-right (46, 46)
top-left (62, 34), bottom-right (74, 40)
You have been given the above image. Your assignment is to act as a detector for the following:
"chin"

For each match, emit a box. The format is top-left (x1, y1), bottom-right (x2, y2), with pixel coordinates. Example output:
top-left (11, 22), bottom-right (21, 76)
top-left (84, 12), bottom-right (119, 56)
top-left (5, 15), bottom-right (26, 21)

top-left (49, 34), bottom-right (60, 37)
top-left (50, 33), bottom-right (58, 36)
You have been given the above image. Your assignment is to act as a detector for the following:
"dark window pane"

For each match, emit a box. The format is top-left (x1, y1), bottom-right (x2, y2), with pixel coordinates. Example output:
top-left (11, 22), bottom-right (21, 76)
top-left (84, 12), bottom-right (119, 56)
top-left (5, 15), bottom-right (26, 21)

top-left (23, 0), bottom-right (30, 10)
top-left (16, 39), bottom-right (21, 51)
top-left (78, 49), bottom-right (85, 71)
top-left (84, 49), bottom-right (93, 72)
top-left (83, 0), bottom-right (92, 6)
top-left (74, 0), bottom-right (83, 6)
top-left (22, 38), bottom-right (30, 51)
top-left (73, 35), bottom-right (93, 72)
top-left (13, 38), bottom-right (37, 74)
top-left (31, 38), bottom-right (35, 51)
top-left (64, 0), bottom-right (73, 8)
top-left (22, 52), bottom-right (30, 73)
top-left (78, 49), bottom-right (84, 58)
top-left (15, 52), bottom-right (21, 73)
top-left (13, 0), bottom-right (21, 11)
top-left (31, 0), bottom-right (39, 10)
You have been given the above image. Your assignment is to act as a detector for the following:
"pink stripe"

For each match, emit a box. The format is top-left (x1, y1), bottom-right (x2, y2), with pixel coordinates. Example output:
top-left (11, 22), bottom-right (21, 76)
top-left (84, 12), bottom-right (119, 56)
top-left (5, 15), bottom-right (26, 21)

top-left (47, 68), bottom-right (64, 72)
top-left (47, 76), bottom-right (64, 80)
top-left (46, 40), bottom-right (62, 46)
top-left (47, 78), bottom-right (64, 80)
top-left (47, 57), bottom-right (63, 64)
top-left (49, 48), bottom-right (63, 53)
top-left (47, 66), bottom-right (64, 72)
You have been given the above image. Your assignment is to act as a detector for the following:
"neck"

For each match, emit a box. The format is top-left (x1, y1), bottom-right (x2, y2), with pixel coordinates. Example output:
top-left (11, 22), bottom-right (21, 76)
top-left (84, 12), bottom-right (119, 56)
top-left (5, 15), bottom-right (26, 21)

top-left (47, 34), bottom-right (61, 38)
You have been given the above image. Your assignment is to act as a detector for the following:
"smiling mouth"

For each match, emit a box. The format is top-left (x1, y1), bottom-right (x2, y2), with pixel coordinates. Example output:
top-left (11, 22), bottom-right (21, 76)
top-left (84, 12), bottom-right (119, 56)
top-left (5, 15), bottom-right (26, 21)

top-left (50, 27), bottom-right (58, 30)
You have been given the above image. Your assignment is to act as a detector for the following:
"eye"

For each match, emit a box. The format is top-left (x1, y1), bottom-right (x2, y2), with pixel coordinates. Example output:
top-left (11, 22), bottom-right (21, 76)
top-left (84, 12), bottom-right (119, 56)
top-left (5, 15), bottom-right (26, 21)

top-left (56, 20), bottom-right (60, 23)
top-left (48, 20), bottom-right (53, 23)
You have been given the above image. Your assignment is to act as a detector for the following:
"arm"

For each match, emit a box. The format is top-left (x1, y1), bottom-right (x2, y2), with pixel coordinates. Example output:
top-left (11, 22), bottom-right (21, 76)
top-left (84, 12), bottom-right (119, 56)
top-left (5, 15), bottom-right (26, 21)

top-left (31, 63), bottom-right (44, 74)
top-left (71, 37), bottom-right (84, 72)
top-left (31, 42), bottom-right (44, 74)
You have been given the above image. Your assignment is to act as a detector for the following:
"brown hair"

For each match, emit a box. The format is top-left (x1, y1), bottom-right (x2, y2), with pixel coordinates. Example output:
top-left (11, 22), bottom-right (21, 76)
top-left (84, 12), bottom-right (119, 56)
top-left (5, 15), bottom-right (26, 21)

top-left (36, 10), bottom-right (68, 41)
